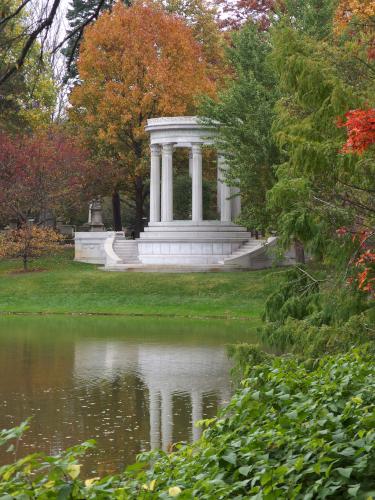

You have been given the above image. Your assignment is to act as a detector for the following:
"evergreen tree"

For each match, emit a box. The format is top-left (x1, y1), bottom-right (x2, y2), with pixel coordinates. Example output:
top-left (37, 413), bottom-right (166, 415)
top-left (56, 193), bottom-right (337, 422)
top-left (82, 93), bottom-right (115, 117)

top-left (268, 11), bottom-right (374, 260)
top-left (201, 21), bottom-right (279, 231)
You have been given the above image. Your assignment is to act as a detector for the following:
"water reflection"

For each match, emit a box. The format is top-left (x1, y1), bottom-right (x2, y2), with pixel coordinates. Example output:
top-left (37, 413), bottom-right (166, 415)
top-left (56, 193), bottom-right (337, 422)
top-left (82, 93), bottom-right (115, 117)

top-left (0, 316), bottom-right (256, 473)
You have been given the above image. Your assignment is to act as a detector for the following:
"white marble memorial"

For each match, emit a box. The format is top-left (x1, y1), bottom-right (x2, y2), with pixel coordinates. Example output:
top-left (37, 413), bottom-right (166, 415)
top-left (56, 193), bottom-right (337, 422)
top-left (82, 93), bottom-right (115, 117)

top-left (75, 116), bottom-right (287, 270)
top-left (135, 116), bottom-right (252, 267)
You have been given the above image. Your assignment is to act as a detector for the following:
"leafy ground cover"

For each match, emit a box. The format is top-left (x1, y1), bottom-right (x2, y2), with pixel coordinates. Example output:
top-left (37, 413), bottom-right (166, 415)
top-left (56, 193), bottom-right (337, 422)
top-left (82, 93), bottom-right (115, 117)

top-left (0, 250), bottom-right (280, 320)
top-left (1, 347), bottom-right (374, 499)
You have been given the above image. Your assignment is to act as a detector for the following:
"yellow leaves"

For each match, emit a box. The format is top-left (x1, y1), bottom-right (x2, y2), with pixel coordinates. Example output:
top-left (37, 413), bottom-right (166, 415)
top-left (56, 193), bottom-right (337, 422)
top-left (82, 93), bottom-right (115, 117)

top-left (142, 479), bottom-right (156, 490)
top-left (351, 396), bottom-right (363, 405)
top-left (168, 486), bottom-right (182, 496)
top-left (85, 477), bottom-right (100, 487)
top-left (67, 463), bottom-right (81, 479)
top-left (334, 0), bottom-right (375, 32)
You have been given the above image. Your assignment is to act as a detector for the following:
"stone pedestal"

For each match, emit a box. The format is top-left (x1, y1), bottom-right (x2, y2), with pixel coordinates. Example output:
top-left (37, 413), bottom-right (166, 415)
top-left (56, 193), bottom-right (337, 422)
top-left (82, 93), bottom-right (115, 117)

top-left (90, 198), bottom-right (105, 232)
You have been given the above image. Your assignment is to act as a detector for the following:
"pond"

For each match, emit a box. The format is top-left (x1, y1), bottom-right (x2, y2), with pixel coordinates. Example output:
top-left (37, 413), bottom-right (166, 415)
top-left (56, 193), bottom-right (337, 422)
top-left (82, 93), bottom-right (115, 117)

top-left (0, 315), bottom-right (260, 475)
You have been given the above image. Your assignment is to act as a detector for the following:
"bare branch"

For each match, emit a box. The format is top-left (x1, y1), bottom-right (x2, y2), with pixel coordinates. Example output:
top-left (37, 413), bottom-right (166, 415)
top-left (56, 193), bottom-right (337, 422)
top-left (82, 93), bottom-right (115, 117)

top-left (0, 0), bottom-right (62, 86)
top-left (0, 0), bottom-right (33, 27)
top-left (51, 0), bottom-right (106, 56)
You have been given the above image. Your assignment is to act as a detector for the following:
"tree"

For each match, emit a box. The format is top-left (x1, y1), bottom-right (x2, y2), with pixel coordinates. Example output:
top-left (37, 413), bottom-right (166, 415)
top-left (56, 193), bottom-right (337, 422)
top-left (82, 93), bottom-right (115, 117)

top-left (267, 1), bottom-right (374, 262)
top-left (215, 0), bottom-right (277, 30)
top-left (0, 0), bottom-right (57, 132)
top-left (215, 0), bottom-right (336, 36)
top-left (0, 128), bottom-right (93, 226)
top-left (69, 2), bottom-right (215, 234)
top-left (62, 0), bottom-right (131, 82)
top-left (201, 21), bottom-right (278, 231)
top-left (161, 0), bottom-right (226, 83)
top-left (334, 0), bottom-right (375, 30)
top-left (0, 225), bottom-right (63, 271)
top-left (62, 0), bottom-right (225, 84)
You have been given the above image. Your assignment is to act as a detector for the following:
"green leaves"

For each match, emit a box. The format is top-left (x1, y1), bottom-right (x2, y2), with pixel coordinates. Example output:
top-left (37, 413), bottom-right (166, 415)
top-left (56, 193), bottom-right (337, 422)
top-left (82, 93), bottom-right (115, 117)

top-left (200, 21), bottom-right (278, 231)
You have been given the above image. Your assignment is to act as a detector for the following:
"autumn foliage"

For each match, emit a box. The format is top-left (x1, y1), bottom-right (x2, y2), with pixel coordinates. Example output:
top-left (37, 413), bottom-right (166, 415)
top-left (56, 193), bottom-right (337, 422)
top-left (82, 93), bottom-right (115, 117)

top-left (0, 129), bottom-right (93, 225)
top-left (215, 0), bottom-right (278, 30)
top-left (0, 225), bottom-right (64, 271)
top-left (338, 109), bottom-right (375, 155)
top-left (337, 229), bottom-right (375, 297)
top-left (334, 0), bottom-right (375, 30)
top-left (70, 2), bottom-right (215, 156)
top-left (69, 1), bottom-right (216, 232)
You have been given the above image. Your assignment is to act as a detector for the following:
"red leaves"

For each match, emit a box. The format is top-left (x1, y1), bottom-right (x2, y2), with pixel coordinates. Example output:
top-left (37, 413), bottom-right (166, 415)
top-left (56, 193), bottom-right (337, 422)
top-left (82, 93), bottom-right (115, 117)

top-left (336, 226), bottom-right (348, 236)
top-left (215, 0), bottom-right (278, 30)
top-left (338, 108), bottom-right (375, 155)
top-left (0, 129), bottom-right (92, 224)
top-left (343, 230), bottom-right (375, 296)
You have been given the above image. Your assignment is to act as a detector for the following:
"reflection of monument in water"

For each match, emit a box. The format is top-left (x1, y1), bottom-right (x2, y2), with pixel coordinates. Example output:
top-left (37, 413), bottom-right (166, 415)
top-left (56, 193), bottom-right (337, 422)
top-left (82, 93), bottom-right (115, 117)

top-left (138, 346), bottom-right (231, 449)
top-left (73, 342), bottom-right (231, 450)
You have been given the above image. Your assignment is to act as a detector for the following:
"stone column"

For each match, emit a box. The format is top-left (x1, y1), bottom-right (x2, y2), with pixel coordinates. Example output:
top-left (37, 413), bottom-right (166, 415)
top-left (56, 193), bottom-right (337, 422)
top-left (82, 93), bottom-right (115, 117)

top-left (161, 144), bottom-right (174, 222)
top-left (218, 155), bottom-right (231, 222)
top-left (217, 163), bottom-right (221, 217)
top-left (191, 390), bottom-right (203, 442)
top-left (150, 144), bottom-right (161, 223)
top-left (188, 150), bottom-right (193, 177)
top-left (231, 185), bottom-right (241, 219)
top-left (149, 389), bottom-right (160, 450)
top-left (191, 143), bottom-right (203, 222)
top-left (161, 389), bottom-right (173, 451)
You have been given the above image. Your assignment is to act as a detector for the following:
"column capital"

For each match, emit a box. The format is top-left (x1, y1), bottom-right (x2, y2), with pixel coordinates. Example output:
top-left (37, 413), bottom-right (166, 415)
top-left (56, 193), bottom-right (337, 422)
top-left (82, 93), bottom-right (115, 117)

top-left (150, 143), bottom-right (161, 155)
top-left (191, 143), bottom-right (202, 154)
top-left (162, 143), bottom-right (174, 154)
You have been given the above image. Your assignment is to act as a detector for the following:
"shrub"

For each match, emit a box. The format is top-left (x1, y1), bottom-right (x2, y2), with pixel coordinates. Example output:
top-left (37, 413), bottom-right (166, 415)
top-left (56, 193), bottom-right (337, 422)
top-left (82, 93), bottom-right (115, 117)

top-left (260, 310), bottom-right (375, 358)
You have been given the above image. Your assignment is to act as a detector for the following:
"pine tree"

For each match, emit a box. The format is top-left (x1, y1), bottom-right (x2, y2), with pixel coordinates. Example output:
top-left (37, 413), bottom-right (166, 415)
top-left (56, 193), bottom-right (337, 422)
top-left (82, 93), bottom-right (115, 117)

top-left (201, 21), bottom-right (279, 231)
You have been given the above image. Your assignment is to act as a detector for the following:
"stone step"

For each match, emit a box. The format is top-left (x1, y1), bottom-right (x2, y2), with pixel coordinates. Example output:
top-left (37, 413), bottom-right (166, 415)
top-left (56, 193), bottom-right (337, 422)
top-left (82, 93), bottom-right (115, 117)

top-left (139, 231), bottom-right (252, 240)
top-left (102, 264), bottom-right (249, 273)
top-left (114, 241), bottom-right (138, 243)
top-left (144, 225), bottom-right (248, 233)
top-left (113, 238), bottom-right (140, 264)
top-left (219, 239), bottom-right (265, 265)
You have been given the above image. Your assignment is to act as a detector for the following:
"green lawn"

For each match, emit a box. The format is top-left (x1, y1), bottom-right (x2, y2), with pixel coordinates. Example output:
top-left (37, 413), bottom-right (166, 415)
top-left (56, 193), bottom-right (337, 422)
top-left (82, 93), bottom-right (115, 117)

top-left (0, 250), bottom-right (283, 320)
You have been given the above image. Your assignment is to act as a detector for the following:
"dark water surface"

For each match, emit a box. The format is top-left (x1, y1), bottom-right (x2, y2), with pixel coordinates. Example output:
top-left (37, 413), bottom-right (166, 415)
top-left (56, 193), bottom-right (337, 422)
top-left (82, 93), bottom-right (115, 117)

top-left (0, 315), bottom-right (259, 474)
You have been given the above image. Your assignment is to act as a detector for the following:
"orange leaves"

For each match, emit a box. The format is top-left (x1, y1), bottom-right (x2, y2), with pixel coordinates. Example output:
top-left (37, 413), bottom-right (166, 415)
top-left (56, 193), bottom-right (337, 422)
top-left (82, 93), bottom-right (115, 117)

top-left (334, 0), bottom-right (375, 31)
top-left (339, 228), bottom-right (375, 297)
top-left (338, 109), bottom-right (375, 155)
top-left (69, 2), bottom-right (215, 171)
top-left (334, 0), bottom-right (375, 63)
top-left (334, 0), bottom-right (375, 61)
top-left (354, 247), bottom-right (375, 295)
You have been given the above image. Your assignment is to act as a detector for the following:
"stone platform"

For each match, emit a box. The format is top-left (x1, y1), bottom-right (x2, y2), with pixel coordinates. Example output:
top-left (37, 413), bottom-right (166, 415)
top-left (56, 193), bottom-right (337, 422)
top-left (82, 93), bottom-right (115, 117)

top-left (137, 221), bottom-right (251, 266)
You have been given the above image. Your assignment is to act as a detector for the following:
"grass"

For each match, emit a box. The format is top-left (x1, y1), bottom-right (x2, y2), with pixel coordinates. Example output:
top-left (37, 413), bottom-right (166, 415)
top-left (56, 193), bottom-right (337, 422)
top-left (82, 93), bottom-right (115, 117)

top-left (0, 249), bottom-right (284, 320)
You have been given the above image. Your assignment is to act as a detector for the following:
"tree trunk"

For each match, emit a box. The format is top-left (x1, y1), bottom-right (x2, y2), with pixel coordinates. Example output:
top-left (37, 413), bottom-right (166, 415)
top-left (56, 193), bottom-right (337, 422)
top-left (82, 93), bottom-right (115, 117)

top-left (23, 254), bottom-right (28, 272)
top-left (134, 175), bottom-right (144, 238)
top-left (112, 189), bottom-right (122, 231)
top-left (294, 239), bottom-right (305, 264)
